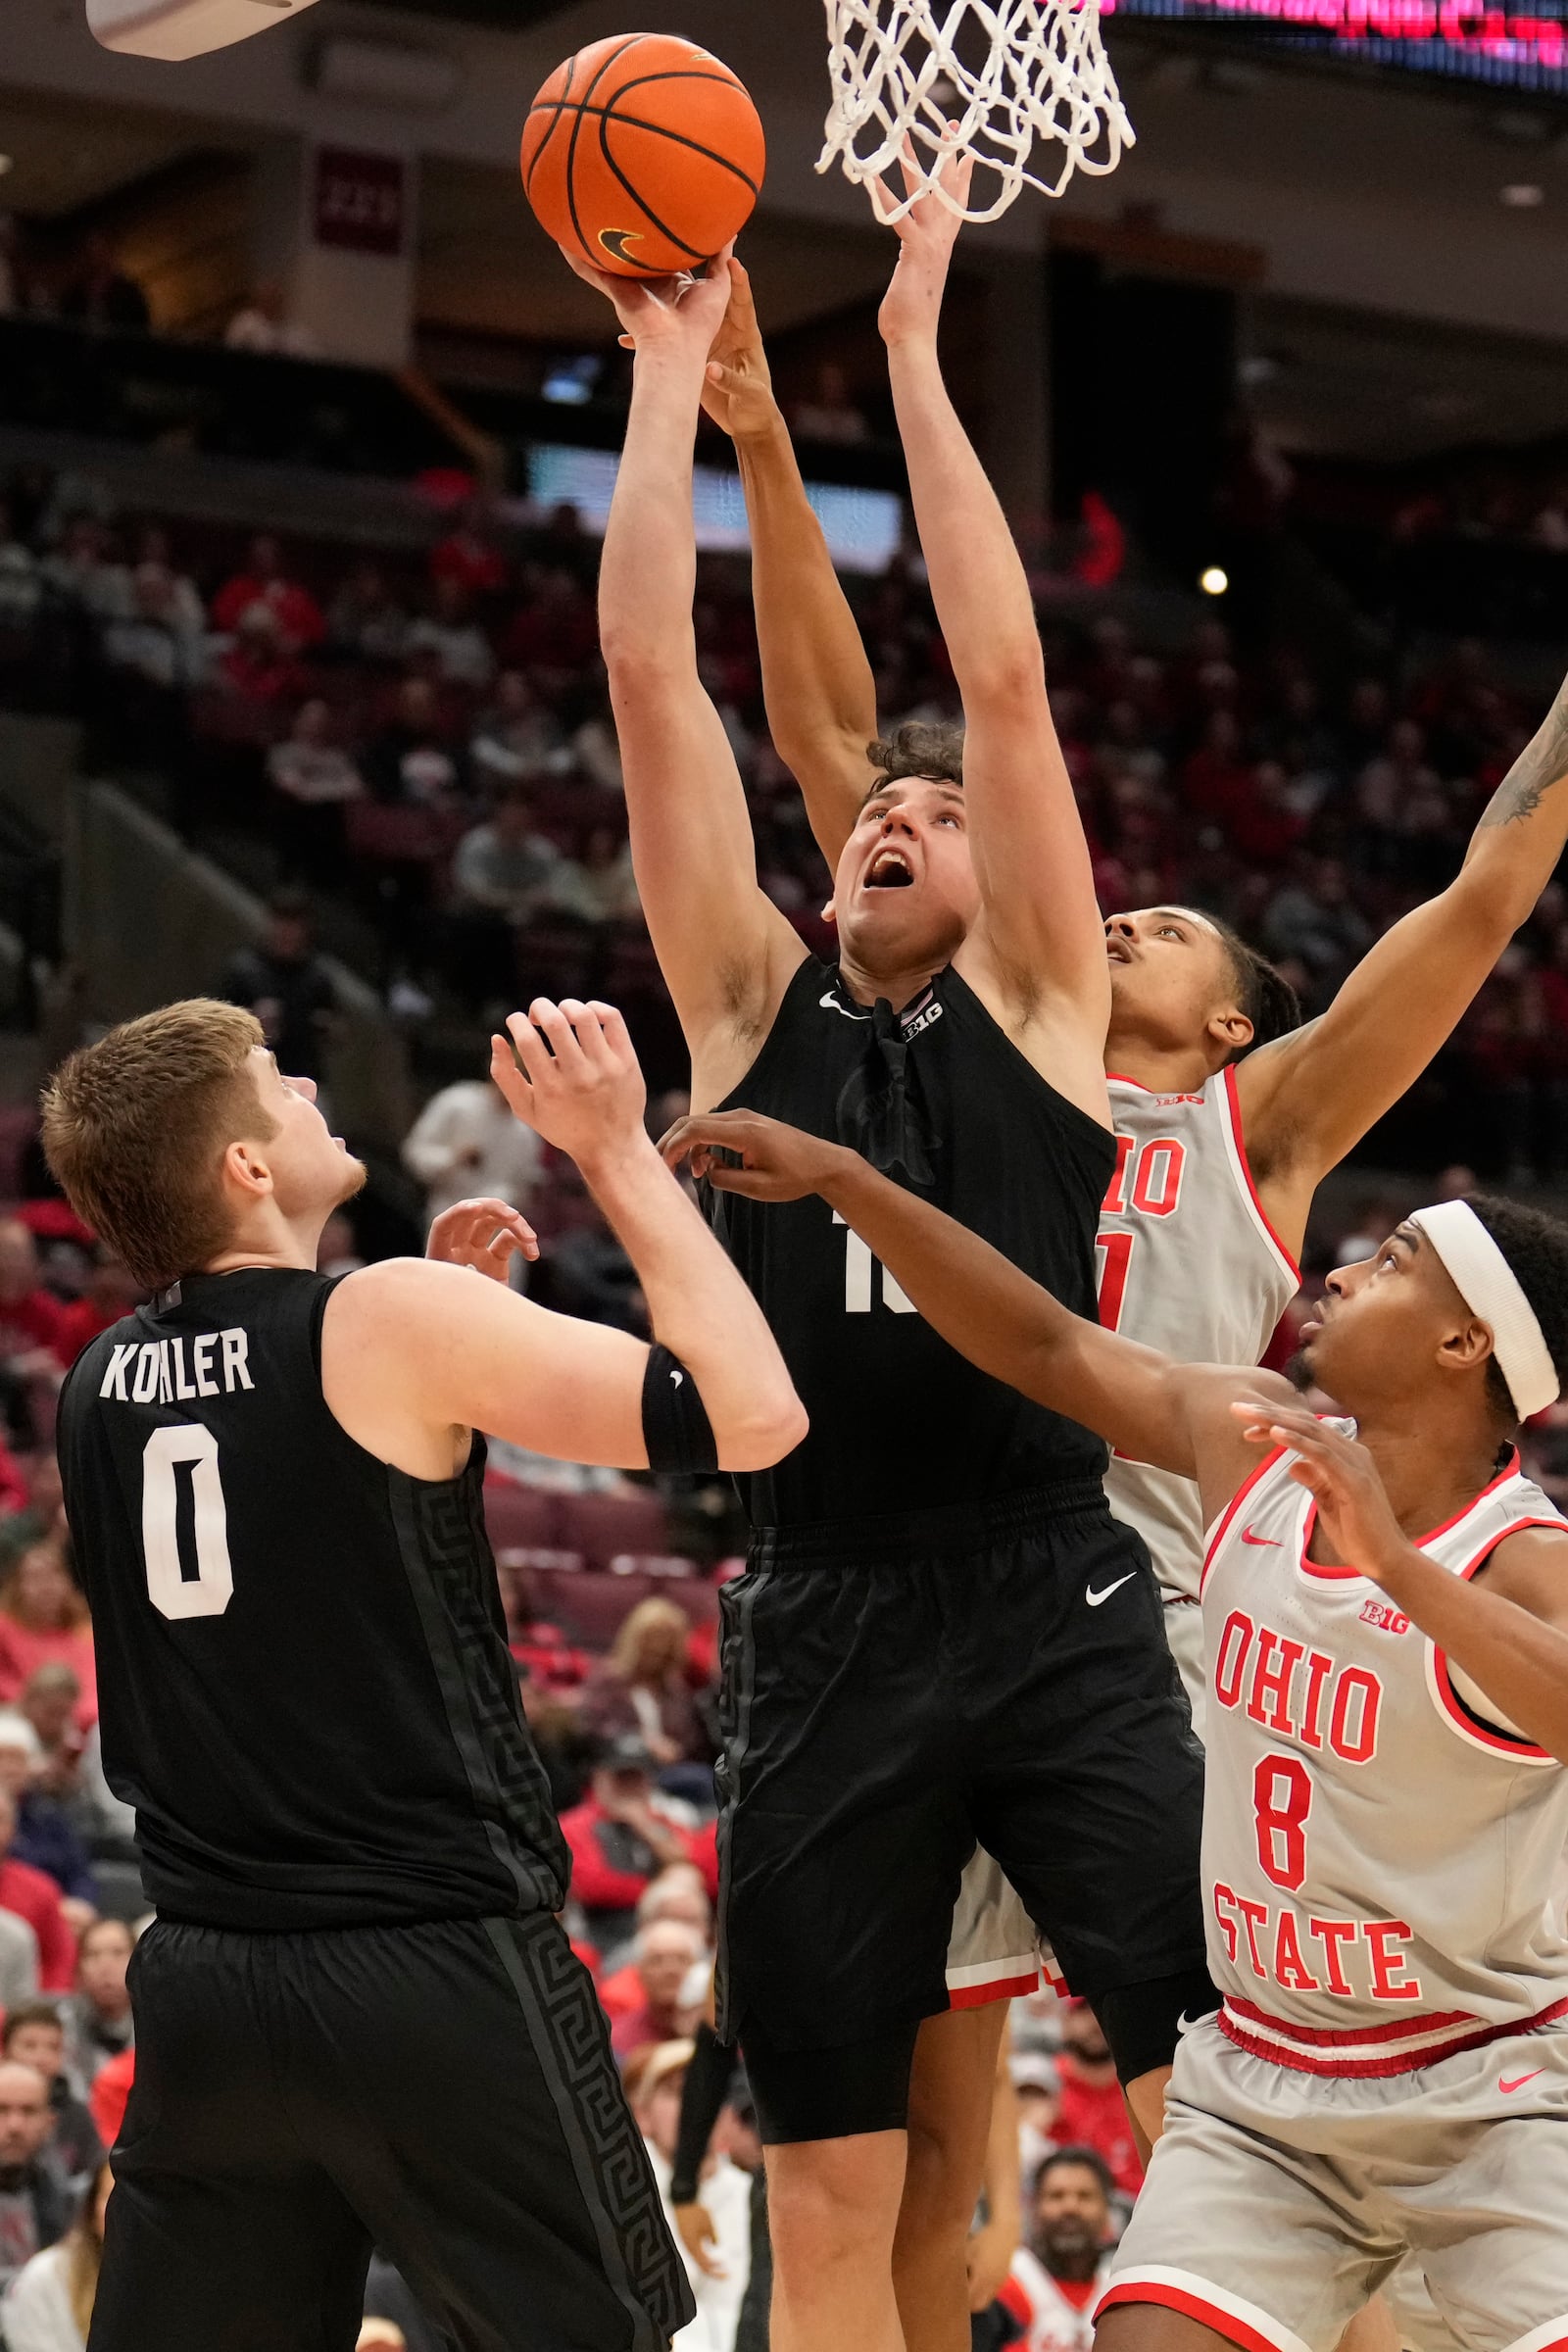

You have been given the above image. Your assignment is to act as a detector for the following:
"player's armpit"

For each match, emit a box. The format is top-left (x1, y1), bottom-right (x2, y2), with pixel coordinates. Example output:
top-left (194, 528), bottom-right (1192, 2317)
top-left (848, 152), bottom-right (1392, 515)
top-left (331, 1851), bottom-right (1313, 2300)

top-left (1415, 1522), bottom-right (1568, 1765)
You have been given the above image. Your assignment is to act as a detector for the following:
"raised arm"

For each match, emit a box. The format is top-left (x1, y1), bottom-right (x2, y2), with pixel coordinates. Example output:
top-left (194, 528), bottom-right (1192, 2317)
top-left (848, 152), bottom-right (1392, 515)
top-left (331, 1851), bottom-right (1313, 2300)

top-left (327, 1003), bottom-right (806, 1477)
top-left (1240, 665), bottom-right (1568, 1246)
top-left (874, 164), bottom-right (1108, 1116)
top-left (1239, 1401), bottom-right (1568, 1766)
top-left (700, 259), bottom-right (878, 870)
top-left (568, 252), bottom-right (806, 1101)
top-left (662, 1105), bottom-right (1279, 1519)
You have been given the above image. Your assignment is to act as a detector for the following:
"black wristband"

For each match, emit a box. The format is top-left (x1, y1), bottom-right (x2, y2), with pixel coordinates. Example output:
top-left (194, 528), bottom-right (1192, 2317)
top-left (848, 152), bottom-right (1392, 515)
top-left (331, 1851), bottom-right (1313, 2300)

top-left (642, 1343), bottom-right (719, 1475)
top-left (669, 2020), bottom-right (736, 2204)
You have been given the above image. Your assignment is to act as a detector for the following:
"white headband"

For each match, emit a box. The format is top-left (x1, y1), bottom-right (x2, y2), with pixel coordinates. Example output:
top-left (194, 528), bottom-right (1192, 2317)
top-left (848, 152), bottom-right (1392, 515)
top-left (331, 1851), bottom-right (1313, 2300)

top-left (1407, 1200), bottom-right (1559, 1421)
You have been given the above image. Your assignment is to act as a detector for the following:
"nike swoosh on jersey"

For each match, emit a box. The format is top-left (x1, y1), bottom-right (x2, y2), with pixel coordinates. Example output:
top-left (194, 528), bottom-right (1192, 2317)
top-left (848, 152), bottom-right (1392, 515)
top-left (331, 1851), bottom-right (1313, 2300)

top-left (1499, 2068), bottom-right (1545, 2093)
top-left (1086, 1574), bottom-right (1136, 1607)
top-left (669, 1368), bottom-right (684, 1388)
top-left (819, 991), bottom-right (870, 1022)
top-left (1241, 1527), bottom-right (1283, 1547)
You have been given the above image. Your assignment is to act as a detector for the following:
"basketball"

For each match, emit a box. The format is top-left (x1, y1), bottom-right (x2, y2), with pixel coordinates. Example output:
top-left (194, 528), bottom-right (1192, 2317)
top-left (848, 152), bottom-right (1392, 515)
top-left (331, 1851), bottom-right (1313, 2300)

top-left (520, 32), bottom-right (765, 281)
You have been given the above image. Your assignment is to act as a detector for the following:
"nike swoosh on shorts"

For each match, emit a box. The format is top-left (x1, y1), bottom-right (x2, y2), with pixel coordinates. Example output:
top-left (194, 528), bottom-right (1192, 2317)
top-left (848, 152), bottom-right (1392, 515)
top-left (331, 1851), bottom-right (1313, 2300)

top-left (1086, 1574), bottom-right (1136, 1607)
top-left (1500, 2069), bottom-right (1545, 2093)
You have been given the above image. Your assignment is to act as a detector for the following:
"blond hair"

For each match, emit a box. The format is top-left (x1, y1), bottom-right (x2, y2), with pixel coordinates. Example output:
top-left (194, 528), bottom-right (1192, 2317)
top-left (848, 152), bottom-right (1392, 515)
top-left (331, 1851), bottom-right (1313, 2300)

top-left (40, 1001), bottom-right (275, 1290)
top-left (607, 1596), bottom-right (689, 1685)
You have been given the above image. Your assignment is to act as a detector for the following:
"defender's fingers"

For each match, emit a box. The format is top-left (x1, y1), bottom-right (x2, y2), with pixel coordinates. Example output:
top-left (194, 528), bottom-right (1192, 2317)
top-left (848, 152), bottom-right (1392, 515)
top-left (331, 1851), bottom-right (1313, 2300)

top-left (527, 999), bottom-right (585, 1071)
top-left (491, 1031), bottom-right (535, 1096)
top-left (572, 1000), bottom-right (629, 1068)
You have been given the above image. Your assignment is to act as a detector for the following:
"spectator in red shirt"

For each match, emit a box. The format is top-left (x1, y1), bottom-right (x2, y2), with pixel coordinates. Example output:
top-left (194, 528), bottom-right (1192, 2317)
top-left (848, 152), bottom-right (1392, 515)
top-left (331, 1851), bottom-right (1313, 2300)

top-left (0, 1541), bottom-right (97, 1730)
top-left (598, 1864), bottom-right (713, 2027)
top-left (0, 1789), bottom-right (75, 1992)
top-left (559, 1738), bottom-right (702, 1950)
top-left (1052, 2003), bottom-right (1143, 2198)
top-left (86, 2046), bottom-right (133, 2148)
top-left (998, 2149), bottom-right (1115, 2352)
top-left (430, 507), bottom-right (507, 600)
top-left (0, 1224), bottom-right (68, 1373)
top-left (53, 1255), bottom-right (142, 1366)
top-left (212, 533), bottom-right (325, 651)
top-left (609, 1919), bottom-right (706, 2062)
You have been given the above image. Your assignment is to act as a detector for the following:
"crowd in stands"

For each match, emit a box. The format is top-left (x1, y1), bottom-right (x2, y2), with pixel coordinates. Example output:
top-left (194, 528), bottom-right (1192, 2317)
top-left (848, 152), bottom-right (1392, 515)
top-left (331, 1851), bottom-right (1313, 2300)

top-left (0, 429), bottom-right (1566, 2340)
top-left (6, 457), bottom-right (1568, 1185)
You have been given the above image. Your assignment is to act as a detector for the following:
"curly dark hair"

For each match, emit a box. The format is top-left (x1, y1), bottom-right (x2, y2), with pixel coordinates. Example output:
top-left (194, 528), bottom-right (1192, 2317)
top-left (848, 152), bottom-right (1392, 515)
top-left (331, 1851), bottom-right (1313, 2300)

top-left (865, 718), bottom-right (965, 793)
top-left (1464, 1193), bottom-right (1568, 1429)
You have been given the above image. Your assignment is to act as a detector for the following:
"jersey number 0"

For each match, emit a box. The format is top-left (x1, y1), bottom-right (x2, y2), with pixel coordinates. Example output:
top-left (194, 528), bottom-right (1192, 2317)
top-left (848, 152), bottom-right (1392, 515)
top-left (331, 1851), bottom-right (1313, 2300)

top-left (140, 1425), bottom-right (235, 1620)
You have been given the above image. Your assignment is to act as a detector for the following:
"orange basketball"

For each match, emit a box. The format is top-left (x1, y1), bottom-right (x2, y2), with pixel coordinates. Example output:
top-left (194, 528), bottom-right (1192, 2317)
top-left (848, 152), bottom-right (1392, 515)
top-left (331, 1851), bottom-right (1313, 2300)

top-left (521, 32), bottom-right (765, 281)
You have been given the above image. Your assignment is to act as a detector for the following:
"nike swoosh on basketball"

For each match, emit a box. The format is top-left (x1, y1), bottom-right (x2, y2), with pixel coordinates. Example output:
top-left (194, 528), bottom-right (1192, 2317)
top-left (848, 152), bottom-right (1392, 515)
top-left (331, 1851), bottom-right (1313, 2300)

top-left (1499, 2069), bottom-right (1544, 2093)
top-left (1086, 1574), bottom-right (1136, 1608)
top-left (1241, 1527), bottom-right (1283, 1547)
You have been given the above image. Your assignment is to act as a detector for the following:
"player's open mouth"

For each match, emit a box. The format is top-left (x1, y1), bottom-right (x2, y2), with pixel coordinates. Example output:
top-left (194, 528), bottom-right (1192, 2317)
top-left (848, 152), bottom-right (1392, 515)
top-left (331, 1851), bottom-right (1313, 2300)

top-left (864, 848), bottom-right (914, 889)
top-left (1105, 937), bottom-right (1133, 963)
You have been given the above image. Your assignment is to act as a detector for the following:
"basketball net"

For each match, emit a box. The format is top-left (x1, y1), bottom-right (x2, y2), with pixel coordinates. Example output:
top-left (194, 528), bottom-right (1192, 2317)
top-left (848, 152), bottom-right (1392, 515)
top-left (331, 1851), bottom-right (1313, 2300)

top-left (818, 0), bottom-right (1134, 222)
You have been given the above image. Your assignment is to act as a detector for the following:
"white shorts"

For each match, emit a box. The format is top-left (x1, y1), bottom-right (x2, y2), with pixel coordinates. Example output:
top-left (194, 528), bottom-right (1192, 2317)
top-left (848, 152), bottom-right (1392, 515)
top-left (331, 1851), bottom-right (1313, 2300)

top-left (943, 1848), bottom-right (1073, 2008)
top-left (1161, 1594), bottom-right (1205, 1740)
top-left (1099, 2012), bottom-right (1568, 2352)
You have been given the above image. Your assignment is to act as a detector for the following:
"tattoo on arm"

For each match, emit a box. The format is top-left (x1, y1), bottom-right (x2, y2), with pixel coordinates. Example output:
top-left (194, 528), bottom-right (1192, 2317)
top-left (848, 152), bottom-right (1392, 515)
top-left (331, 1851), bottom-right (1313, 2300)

top-left (1480, 689), bottom-right (1568, 828)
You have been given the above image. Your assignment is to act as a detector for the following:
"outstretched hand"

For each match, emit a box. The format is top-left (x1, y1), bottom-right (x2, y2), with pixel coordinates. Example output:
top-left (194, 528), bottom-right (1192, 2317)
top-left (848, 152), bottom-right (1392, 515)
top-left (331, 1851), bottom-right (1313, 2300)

top-left (873, 141), bottom-right (974, 347)
top-left (491, 999), bottom-right (648, 1170)
top-left (660, 1108), bottom-right (847, 1202)
top-left (558, 240), bottom-right (735, 362)
top-left (1230, 1400), bottom-right (1414, 1588)
top-left (424, 1196), bottom-right (539, 1283)
top-left (698, 256), bottom-right (779, 445)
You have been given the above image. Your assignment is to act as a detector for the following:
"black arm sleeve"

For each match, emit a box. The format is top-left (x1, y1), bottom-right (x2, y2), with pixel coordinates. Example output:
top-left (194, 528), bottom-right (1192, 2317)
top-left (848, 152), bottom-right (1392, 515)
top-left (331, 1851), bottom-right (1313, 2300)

top-left (642, 1344), bottom-right (719, 1475)
top-left (669, 2020), bottom-right (736, 2204)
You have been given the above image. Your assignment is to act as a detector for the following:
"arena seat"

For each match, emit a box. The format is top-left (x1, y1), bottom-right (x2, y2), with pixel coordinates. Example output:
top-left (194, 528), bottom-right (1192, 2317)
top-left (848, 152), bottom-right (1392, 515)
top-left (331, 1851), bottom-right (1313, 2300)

top-left (482, 1481), bottom-right (562, 1555)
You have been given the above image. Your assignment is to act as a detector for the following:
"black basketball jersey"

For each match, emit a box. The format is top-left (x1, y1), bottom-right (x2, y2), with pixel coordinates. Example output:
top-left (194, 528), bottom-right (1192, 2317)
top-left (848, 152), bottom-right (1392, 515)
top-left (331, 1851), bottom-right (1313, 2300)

top-left (56, 1267), bottom-right (567, 1934)
top-left (708, 957), bottom-right (1116, 1527)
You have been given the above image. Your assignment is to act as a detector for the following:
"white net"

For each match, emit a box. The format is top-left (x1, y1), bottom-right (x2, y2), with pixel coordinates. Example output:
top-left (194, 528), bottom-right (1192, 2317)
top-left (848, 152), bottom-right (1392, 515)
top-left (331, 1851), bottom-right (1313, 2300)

top-left (818, 0), bottom-right (1134, 223)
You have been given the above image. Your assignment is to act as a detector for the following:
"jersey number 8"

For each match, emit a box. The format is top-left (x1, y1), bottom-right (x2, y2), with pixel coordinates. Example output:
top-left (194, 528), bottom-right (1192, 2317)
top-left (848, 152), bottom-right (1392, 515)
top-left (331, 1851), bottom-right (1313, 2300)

top-left (141, 1425), bottom-right (235, 1620)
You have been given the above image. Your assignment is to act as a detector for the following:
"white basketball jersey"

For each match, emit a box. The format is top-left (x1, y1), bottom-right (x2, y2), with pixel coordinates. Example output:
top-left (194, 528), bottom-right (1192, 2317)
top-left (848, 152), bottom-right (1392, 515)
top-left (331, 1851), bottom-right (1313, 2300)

top-left (1005, 2251), bottom-right (1110, 2352)
top-left (1200, 1432), bottom-right (1568, 2073)
top-left (1100, 1071), bottom-right (1298, 1600)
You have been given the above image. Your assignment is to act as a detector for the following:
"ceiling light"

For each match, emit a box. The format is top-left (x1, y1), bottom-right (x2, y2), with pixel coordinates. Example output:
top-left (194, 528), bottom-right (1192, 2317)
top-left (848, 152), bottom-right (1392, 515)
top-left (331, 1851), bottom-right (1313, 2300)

top-left (0, 159), bottom-right (14, 178)
top-left (1501, 182), bottom-right (1545, 207)
top-left (1200, 566), bottom-right (1229, 597)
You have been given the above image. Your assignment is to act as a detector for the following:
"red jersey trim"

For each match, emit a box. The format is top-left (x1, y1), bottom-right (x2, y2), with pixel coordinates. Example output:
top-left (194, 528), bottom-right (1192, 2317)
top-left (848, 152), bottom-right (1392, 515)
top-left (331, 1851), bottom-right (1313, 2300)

top-left (1200, 1447), bottom-right (1285, 1599)
top-left (1222, 1065), bottom-right (1302, 1288)
top-left (1298, 1496), bottom-right (1363, 1583)
top-left (948, 1968), bottom-right (1042, 2010)
top-left (1219, 1994), bottom-right (1568, 2078)
top-left (1095, 2277), bottom-right (1302, 2352)
top-left (1224, 1993), bottom-right (1474, 2047)
top-left (1424, 1513), bottom-right (1564, 1764)
top-left (1418, 1451), bottom-right (1523, 1547)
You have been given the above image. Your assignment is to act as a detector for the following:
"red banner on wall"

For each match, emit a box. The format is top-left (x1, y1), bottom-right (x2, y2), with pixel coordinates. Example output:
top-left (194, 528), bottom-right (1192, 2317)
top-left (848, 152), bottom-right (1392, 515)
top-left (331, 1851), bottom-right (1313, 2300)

top-left (313, 148), bottom-right (406, 257)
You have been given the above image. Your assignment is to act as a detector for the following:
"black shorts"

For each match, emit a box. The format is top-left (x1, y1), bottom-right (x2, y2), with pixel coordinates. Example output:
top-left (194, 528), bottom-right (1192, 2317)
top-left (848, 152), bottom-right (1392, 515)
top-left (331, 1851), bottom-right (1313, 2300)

top-left (713, 1482), bottom-right (1206, 2082)
top-left (89, 1911), bottom-right (693, 2352)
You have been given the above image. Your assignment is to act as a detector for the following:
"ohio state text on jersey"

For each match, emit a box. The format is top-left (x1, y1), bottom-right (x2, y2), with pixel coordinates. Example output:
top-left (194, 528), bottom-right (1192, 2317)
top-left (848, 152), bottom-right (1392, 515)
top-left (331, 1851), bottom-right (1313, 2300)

top-left (1198, 1431), bottom-right (1568, 2073)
